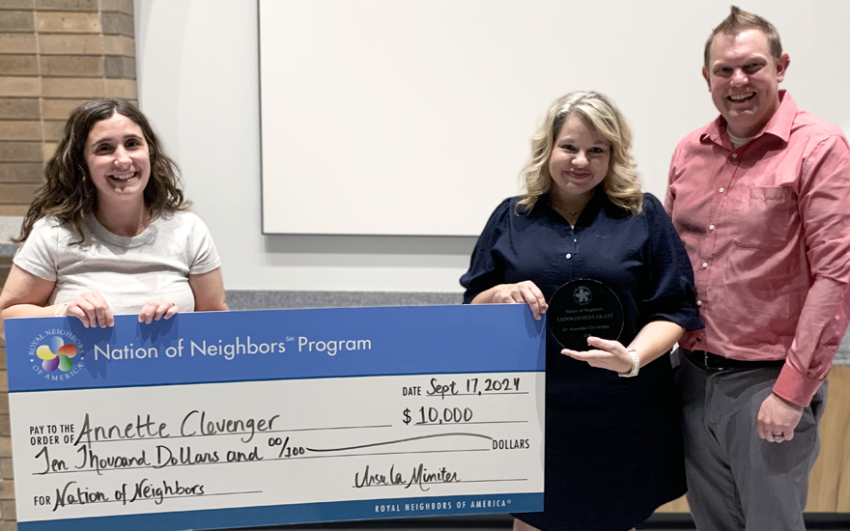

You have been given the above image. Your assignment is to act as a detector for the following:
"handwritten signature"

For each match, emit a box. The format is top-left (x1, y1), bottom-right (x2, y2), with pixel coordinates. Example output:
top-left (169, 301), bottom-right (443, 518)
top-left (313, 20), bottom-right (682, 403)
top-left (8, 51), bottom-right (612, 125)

top-left (354, 463), bottom-right (459, 492)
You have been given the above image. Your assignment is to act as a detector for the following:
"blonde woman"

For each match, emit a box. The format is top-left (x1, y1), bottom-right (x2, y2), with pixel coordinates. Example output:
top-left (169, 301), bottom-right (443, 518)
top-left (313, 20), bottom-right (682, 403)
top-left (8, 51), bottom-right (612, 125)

top-left (461, 91), bottom-right (702, 531)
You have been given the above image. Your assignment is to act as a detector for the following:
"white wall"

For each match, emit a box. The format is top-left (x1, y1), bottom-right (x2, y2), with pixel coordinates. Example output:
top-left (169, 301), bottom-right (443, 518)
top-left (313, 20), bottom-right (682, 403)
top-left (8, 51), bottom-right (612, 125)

top-left (134, 0), bottom-right (850, 293)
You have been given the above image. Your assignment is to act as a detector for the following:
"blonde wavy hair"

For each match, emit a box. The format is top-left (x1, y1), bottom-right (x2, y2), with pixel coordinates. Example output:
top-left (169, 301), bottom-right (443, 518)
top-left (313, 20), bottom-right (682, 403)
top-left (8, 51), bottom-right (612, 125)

top-left (517, 91), bottom-right (642, 214)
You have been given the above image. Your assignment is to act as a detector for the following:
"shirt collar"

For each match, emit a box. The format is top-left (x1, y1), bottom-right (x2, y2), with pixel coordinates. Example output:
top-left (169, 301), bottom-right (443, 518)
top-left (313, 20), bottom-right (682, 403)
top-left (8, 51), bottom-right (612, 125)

top-left (538, 186), bottom-right (624, 224)
top-left (699, 90), bottom-right (797, 147)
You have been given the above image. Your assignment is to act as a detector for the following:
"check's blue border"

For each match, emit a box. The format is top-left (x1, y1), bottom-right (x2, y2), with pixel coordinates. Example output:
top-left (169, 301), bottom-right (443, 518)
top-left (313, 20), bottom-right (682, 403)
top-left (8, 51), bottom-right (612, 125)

top-left (6, 305), bottom-right (547, 392)
top-left (19, 493), bottom-right (542, 531)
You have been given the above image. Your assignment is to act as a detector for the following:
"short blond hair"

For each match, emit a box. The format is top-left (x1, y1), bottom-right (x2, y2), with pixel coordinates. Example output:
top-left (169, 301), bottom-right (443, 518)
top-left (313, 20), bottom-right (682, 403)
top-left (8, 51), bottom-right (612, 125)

top-left (517, 91), bottom-right (642, 215)
top-left (704, 6), bottom-right (783, 72)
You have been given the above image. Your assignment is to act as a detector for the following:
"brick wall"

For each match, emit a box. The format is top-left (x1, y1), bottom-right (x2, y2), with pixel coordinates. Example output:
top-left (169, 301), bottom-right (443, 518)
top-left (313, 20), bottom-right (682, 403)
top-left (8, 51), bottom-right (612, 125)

top-left (0, 308), bottom-right (10, 529)
top-left (0, 1), bottom-right (137, 527)
top-left (0, 0), bottom-right (136, 217)
top-left (0, 256), bottom-right (12, 528)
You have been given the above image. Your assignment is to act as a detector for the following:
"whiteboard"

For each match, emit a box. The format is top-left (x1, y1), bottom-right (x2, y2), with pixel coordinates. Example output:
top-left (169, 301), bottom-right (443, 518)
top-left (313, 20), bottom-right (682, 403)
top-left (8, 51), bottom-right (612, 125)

top-left (258, 0), bottom-right (850, 236)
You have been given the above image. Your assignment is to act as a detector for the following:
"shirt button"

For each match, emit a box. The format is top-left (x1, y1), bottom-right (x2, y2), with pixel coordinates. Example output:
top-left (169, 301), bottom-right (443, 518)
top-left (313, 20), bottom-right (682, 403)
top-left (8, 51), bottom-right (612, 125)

top-left (732, 153), bottom-right (738, 158)
top-left (573, 239), bottom-right (577, 242)
top-left (566, 254), bottom-right (572, 259)
top-left (718, 187), bottom-right (725, 193)
top-left (696, 300), bottom-right (703, 306)
top-left (702, 262), bottom-right (708, 268)
top-left (709, 225), bottom-right (715, 231)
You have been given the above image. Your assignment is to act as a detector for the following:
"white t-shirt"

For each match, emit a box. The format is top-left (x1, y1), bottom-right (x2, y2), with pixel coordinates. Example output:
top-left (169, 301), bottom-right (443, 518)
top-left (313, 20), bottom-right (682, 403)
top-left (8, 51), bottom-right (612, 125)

top-left (14, 211), bottom-right (221, 315)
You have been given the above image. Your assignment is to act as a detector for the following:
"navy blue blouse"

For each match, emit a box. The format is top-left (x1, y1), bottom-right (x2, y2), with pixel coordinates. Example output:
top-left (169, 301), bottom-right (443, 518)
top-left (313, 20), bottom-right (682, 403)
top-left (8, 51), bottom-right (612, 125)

top-left (460, 190), bottom-right (701, 529)
top-left (461, 191), bottom-right (702, 387)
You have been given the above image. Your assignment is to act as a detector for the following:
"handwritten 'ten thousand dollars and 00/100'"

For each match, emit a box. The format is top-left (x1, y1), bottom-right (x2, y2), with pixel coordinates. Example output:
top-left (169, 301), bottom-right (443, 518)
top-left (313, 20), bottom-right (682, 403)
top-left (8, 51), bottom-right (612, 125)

top-left (26, 375), bottom-right (533, 513)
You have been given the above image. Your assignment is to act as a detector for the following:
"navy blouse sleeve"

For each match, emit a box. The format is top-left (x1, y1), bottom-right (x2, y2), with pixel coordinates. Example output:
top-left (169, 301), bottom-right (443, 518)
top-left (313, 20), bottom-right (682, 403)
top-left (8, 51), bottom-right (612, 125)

top-left (460, 198), bottom-right (513, 304)
top-left (639, 194), bottom-right (703, 331)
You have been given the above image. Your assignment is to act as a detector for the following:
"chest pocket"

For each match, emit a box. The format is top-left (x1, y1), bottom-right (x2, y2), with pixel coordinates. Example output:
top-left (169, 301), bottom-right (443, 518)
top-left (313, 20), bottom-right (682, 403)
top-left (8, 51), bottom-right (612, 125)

top-left (731, 186), bottom-right (798, 250)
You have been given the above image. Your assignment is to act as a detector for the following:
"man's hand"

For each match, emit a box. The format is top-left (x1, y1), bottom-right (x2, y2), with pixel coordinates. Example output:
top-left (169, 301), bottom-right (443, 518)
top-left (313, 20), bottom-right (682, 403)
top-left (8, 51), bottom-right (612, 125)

top-left (757, 392), bottom-right (804, 443)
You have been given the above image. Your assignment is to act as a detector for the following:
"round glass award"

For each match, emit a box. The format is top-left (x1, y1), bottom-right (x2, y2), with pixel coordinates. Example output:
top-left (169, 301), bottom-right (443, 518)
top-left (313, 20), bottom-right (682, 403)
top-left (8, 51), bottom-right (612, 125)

top-left (547, 279), bottom-right (624, 351)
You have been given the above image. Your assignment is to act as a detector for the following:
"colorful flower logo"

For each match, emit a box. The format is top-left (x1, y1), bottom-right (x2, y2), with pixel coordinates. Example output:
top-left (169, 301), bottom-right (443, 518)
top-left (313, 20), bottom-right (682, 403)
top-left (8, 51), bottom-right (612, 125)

top-left (36, 336), bottom-right (78, 372)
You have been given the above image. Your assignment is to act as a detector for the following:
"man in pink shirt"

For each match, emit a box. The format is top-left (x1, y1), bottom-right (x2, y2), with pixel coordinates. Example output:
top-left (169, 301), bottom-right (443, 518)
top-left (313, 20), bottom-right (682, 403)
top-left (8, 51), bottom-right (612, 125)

top-left (666, 6), bottom-right (850, 530)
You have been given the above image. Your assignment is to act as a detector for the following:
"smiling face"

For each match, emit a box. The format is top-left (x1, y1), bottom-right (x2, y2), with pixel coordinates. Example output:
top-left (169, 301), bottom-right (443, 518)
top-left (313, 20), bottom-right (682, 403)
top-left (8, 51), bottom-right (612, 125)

top-left (547, 114), bottom-right (611, 204)
top-left (703, 28), bottom-right (789, 138)
top-left (84, 112), bottom-right (151, 209)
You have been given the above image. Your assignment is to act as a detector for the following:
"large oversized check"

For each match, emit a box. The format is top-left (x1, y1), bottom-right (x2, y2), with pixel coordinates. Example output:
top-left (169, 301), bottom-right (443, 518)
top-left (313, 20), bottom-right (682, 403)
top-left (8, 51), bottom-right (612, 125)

top-left (5, 305), bottom-right (546, 531)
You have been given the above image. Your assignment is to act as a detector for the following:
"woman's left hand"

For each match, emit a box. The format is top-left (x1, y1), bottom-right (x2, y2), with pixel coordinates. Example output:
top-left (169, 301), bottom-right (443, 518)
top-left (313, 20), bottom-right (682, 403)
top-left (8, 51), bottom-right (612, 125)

top-left (561, 336), bottom-right (633, 374)
top-left (138, 300), bottom-right (179, 324)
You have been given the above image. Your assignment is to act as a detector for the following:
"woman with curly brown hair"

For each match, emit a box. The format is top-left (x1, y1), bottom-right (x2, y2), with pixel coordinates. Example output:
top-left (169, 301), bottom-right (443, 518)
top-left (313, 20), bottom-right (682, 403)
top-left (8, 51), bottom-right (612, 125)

top-left (0, 98), bottom-right (227, 337)
top-left (461, 91), bottom-right (702, 531)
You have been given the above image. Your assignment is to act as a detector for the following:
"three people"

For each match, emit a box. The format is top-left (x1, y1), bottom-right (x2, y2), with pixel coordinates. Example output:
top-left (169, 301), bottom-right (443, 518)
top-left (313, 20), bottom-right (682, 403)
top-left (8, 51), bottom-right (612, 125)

top-left (461, 91), bottom-right (702, 531)
top-left (3, 8), bottom-right (849, 529)
top-left (666, 6), bottom-right (850, 530)
top-left (0, 99), bottom-right (227, 338)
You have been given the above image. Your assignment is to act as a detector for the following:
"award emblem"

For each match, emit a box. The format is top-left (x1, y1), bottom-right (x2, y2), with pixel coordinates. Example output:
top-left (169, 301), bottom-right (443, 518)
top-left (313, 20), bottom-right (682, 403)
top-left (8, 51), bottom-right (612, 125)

top-left (547, 279), bottom-right (624, 350)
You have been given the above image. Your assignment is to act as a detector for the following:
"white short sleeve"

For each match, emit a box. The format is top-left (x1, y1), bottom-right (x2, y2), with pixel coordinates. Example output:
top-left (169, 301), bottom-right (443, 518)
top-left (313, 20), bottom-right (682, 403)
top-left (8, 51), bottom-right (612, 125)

top-left (186, 213), bottom-right (221, 275)
top-left (13, 217), bottom-right (61, 282)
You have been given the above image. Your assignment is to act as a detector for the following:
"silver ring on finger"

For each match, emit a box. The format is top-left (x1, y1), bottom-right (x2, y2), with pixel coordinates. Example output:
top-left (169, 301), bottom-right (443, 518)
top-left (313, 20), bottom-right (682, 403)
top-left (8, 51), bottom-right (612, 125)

top-left (772, 433), bottom-right (784, 441)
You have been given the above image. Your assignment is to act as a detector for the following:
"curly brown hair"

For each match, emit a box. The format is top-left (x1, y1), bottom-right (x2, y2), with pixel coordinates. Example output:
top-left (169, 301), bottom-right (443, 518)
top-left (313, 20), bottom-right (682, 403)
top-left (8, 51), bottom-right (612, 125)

top-left (15, 98), bottom-right (188, 244)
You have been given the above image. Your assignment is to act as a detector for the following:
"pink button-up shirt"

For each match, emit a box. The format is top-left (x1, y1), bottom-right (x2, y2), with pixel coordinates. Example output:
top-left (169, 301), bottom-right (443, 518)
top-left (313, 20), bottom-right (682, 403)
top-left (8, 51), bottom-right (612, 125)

top-left (666, 91), bottom-right (850, 406)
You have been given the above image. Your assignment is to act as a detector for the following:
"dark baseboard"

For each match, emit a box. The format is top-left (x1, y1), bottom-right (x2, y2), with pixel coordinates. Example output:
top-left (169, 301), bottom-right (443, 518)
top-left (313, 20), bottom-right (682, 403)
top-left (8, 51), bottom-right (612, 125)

top-left (250, 512), bottom-right (850, 530)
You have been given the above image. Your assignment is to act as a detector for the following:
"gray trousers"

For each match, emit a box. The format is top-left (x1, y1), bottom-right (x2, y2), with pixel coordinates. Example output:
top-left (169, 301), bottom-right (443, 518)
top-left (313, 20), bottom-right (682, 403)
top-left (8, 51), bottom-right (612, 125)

top-left (677, 352), bottom-right (827, 531)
